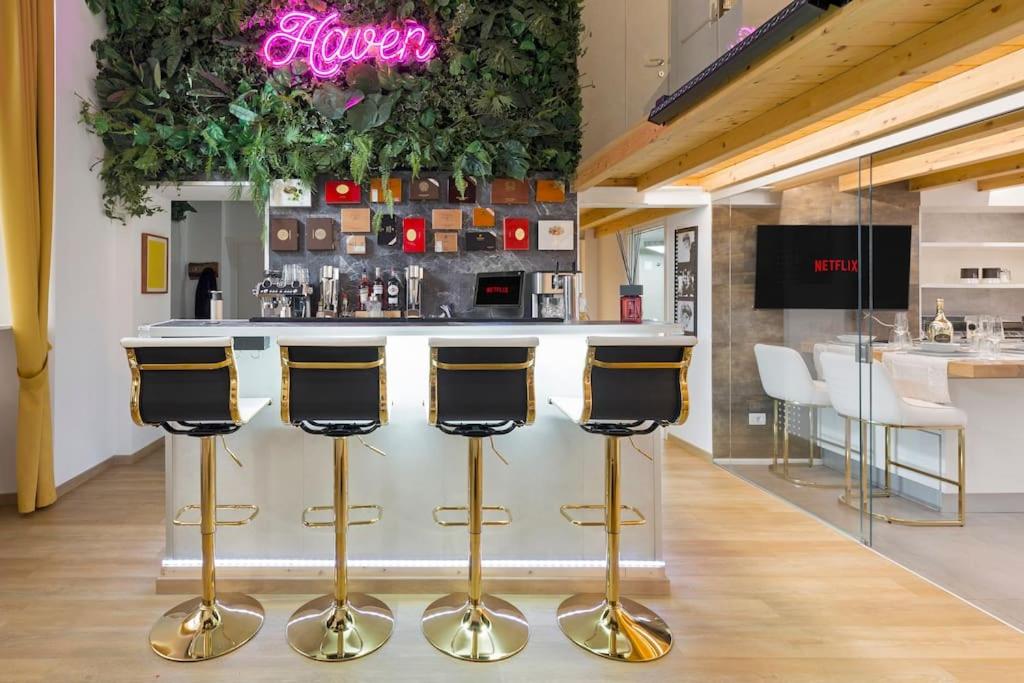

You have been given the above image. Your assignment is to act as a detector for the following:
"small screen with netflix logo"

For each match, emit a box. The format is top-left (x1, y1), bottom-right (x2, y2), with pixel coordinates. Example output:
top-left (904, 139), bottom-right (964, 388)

top-left (754, 225), bottom-right (911, 310)
top-left (474, 272), bottom-right (524, 307)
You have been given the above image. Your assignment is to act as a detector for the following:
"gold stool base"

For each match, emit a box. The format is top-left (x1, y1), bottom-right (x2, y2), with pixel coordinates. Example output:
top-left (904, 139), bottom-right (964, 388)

top-left (421, 591), bottom-right (529, 662)
top-left (286, 593), bottom-right (395, 661)
top-left (149, 593), bottom-right (264, 662)
top-left (557, 594), bottom-right (672, 662)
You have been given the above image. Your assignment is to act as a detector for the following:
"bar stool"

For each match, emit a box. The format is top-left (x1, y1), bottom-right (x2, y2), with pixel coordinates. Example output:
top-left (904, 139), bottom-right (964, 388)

top-left (550, 335), bottom-right (696, 662)
top-left (820, 352), bottom-right (967, 526)
top-left (278, 336), bottom-right (394, 661)
top-left (754, 344), bottom-right (839, 488)
top-left (121, 337), bottom-right (270, 661)
top-left (422, 336), bottom-right (537, 662)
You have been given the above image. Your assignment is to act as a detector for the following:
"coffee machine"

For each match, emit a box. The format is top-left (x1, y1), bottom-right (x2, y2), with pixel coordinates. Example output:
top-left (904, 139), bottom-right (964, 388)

top-left (253, 269), bottom-right (313, 318)
top-left (528, 267), bottom-right (582, 321)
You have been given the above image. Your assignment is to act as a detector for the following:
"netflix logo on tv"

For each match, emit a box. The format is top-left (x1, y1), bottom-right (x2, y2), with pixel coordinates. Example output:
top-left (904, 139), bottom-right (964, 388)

top-left (754, 225), bottom-right (911, 310)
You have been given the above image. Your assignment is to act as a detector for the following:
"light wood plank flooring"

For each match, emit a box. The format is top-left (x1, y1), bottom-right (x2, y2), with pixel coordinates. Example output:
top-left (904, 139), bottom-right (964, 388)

top-left (0, 443), bottom-right (1021, 682)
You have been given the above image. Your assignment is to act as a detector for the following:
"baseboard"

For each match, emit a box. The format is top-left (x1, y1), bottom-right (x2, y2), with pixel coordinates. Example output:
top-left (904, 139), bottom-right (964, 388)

top-left (0, 437), bottom-right (163, 508)
top-left (666, 433), bottom-right (713, 461)
top-left (156, 564), bottom-right (671, 596)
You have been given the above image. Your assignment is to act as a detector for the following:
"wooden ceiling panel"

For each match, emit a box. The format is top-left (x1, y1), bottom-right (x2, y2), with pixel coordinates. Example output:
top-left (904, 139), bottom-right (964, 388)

top-left (908, 154), bottom-right (1024, 191)
top-left (977, 172), bottom-right (1024, 192)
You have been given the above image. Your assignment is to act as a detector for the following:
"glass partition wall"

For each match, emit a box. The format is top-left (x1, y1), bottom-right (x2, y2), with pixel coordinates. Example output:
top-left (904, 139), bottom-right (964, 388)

top-left (716, 109), bottom-right (1024, 630)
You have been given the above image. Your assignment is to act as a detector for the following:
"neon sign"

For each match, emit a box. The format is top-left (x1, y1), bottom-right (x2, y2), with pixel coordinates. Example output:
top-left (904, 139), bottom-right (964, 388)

top-left (261, 10), bottom-right (438, 79)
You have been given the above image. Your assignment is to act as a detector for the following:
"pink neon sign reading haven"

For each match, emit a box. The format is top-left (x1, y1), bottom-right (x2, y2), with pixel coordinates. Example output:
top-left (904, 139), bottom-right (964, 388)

top-left (261, 10), bottom-right (438, 78)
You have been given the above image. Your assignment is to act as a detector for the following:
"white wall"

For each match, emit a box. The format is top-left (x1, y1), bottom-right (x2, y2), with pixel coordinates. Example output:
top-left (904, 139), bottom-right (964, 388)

top-left (43, 0), bottom-right (170, 492)
top-left (665, 207), bottom-right (713, 454)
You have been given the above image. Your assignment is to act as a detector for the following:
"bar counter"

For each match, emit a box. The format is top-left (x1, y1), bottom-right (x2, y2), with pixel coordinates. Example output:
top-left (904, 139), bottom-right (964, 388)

top-left (140, 319), bottom-right (682, 594)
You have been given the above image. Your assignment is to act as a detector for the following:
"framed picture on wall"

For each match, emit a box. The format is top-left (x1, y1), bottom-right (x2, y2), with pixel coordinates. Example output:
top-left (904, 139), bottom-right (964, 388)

top-left (141, 233), bottom-right (169, 294)
top-left (674, 226), bottom-right (697, 334)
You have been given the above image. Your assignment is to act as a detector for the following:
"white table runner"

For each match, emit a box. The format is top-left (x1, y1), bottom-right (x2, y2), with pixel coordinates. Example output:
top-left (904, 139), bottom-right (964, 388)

top-left (880, 352), bottom-right (952, 404)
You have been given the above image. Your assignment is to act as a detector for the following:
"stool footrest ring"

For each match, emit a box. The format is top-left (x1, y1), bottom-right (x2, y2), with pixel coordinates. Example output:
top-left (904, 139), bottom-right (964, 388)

top-left (301, 504), bottom-right (383, 528)
top-left (432, 505), bottom-right (512, 527)
top-left (172, 504), bottom-right (259, 527)
top-left (559, 503), bottom-right (646, 527)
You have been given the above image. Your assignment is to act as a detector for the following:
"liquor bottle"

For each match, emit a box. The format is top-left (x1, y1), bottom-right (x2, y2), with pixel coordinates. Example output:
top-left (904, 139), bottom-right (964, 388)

top-left (372, 267), bottom-right (385, 304)
top-left (386, 268), bottom-right (402, 311)
top-left (358, 267), bottom-right (371, 312)
top-left (926, 298), bottom-right (954, 343)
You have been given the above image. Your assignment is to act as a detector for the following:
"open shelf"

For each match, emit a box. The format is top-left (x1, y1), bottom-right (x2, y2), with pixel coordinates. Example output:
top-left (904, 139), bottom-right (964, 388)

top-left (922, 283), bottom-right (1024, 289)
top-left (920, 242), bottom-right (1024, 248)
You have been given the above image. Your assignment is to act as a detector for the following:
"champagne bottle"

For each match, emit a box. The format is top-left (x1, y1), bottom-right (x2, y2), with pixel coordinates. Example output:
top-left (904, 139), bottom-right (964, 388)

top-left (358, 267), bottom-right (371, 312)
top-left (927, 298), bottom-right (954, 343)
top-left (372, 267), bottom-right (384, 303)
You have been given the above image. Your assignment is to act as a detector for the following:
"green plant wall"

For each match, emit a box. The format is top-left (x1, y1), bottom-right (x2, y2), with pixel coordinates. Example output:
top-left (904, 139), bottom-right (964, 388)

top-left (81, 0), bottom-right (583, 221)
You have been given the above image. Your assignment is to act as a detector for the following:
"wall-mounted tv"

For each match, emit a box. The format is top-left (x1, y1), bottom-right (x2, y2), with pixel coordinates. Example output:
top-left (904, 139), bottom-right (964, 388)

top-left (754, 225), bottom-right (911, 310)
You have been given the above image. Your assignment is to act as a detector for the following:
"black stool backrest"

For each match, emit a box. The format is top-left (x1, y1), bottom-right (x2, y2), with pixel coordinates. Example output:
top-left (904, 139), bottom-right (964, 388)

top-left (122, 337), bottom-right (239, 425)
top-left (429, 338), bottom-right (538, 425)
top-left (279, 337), bottom-right (387, 424)
top-left (582, 337), bottom-right (696, 424)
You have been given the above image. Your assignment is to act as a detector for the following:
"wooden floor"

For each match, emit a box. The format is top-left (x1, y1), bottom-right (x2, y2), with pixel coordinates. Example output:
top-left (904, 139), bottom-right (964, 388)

top-left (1, 444), bottom-right (1022, 682)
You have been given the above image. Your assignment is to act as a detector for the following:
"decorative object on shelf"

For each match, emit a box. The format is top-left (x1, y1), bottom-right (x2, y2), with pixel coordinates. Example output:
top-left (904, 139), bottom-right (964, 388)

top-left (377, 215), bottom-right (400, 246)
top-left (403, 217), bottom-right (426, 253)
top-left (674, 226), bottom-right (698, 334)
top-left (432, 208), bottom-right (463, 231)
top-left (466, 231), bottom-right (497, 252)
top-left (187, 262), bottom-right (218, 280)
top-left (503, 217), bottom-right (530, 250)
top-left (345, 235), bottom-right (367, 255)
top-left (926, 298), bottom-right (954, 343)
top-left (982, 267), bottom-right (1002, 284)
top-left (370, 177), bottom-right (402, 204)
top-left (305, 217), bottom-right (336, 250)
top-left (473, 207), bottom-right (496, 227)
top-left (536, 179), bottom-right (566, 203)
top-left (270, 218), bottom-right (299, 251)
top-left (448, 177), bottom-right (477, 203)
top-left (1001, 268), bottom-right (1013, 283)
top-left (538, 220), bottom-right (574, 251)
top-left (260, 11), bottom-right (438, 77)
top-left (435, 232), bottom-right (459, 253)
top-left (960, 267), bottom-right (980, 284)
top-left (141, 233), bottom-right (169, 294)
top-left (492, 178), bottom-right (530, 204)
top-left (620, 284), bottom-right (643, 324)
top-left (270, 179), bottom-right (311, 207)
top-left (410, 178), bottom-right (441, 201)
top-left (326, 180), bottom-right (362, 204)
top-left (340, 208), bottom-right (371, 233)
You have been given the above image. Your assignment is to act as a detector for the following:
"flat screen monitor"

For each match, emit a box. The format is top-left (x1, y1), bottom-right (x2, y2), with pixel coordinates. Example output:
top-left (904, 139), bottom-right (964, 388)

top-left (754, 225), bottom-right (911, 310)
top-left (474, 271), bottom-right (525, 308)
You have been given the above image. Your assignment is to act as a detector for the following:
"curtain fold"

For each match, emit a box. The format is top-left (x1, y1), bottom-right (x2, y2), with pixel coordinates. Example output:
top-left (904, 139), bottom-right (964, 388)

top-left (0, 0), bottom-right (56, 513)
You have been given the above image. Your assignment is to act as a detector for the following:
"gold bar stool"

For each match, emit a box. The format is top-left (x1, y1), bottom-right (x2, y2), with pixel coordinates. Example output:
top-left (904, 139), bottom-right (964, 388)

top-left (550, 335), bottom-right (696, 662)
top-left (278, 336), bottom-right (394, 661)
top-left (422, 336), bottom-right (538, 662)
top-left (820, 352), bottom-right (967, 526)
top-left (121, 337), bottom-right (270, 661)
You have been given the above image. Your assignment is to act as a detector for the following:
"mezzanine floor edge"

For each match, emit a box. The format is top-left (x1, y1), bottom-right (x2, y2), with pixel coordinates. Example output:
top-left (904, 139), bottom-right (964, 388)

top-left (0, 443), bottom-right (1021, 682)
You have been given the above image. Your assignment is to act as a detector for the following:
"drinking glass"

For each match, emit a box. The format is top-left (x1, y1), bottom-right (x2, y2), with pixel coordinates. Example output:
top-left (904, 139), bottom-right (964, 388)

top-left (993, 316), bottom-right (1006, 344)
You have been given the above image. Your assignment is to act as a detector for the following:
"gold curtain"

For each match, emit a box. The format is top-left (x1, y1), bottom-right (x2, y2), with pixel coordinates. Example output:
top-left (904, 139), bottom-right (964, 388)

top-left (0, 0), bottom-right (56, 513)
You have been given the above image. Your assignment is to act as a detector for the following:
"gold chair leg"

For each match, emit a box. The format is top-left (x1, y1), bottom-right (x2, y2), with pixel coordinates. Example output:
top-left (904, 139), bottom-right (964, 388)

top-left (770, 402), bottom-right (842, 488)
top-left (288, 436), bottom-right (394, 661)
top-left (557, 435), bottom-right (673, 662)
top-left (150, 436), bottom-right (264, 661)
top-left (422, 436), bottom-right (529, 662)
top-left (808, 406), bottom-right (815, 468)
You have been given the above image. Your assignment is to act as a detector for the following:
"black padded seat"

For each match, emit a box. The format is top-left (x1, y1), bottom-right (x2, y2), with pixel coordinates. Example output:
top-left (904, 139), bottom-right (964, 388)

top-left (279, 336), bottom-right (387, 437)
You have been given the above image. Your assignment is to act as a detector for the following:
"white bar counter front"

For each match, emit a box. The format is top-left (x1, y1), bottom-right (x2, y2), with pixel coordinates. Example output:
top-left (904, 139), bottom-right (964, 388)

top-left (140, 320), bottom-right (681, 594)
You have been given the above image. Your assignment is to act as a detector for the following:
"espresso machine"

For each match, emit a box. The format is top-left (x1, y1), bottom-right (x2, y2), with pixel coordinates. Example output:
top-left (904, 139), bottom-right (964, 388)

top-left (253, 268), bottom-right (313, 318)
top-left (529, 266), bottom-right (582, 321)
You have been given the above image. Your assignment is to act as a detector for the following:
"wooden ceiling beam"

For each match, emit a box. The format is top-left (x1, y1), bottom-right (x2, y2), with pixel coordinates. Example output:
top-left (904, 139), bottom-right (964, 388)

top-left (837, 125), bottom-right (1024, 192)
top-left (580, 207), bottom-right (634, 230)
top-left (977, 171), bottom-right (1024, 192)
top-left (700, 49), bottom-right (1024, 192)
top-left (908, 154), bottom-right (1024, 191)
top-left (629, 0), bottom-right (1024, 192)
top-left (590, 208), bottom-right (680, 239)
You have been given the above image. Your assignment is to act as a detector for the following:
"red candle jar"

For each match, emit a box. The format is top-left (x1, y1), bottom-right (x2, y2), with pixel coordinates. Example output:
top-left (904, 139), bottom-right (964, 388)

top-left (619, 284), bottom-right (643, 324)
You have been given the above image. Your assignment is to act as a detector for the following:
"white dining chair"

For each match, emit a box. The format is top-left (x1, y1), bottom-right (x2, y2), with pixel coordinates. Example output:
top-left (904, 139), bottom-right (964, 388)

top-left (754, 344), bottom-right (838, 488)
top-left (819, 352), bottom-right (966, 527)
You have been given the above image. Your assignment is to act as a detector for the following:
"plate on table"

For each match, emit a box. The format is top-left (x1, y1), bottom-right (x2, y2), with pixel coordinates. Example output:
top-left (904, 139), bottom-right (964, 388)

top-left (836, 335), bottom-right (879, 344)
top-left (915, 342), bottom-right (968, 356)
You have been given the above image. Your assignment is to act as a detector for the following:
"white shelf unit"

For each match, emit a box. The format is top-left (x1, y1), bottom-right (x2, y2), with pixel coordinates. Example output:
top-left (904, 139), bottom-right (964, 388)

top-left (922, 283), bottom-right (1024, 289)
top-left (921, 242), bottom-right (1024, 248)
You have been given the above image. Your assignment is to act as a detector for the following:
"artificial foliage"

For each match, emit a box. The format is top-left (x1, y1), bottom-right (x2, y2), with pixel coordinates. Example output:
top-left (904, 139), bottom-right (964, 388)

top-left (81, 0), bottom-right (583, 221)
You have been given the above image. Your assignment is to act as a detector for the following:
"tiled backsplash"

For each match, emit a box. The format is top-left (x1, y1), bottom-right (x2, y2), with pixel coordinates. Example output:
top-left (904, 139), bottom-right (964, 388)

top-left (268, 173), bottom-right (578, 316)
